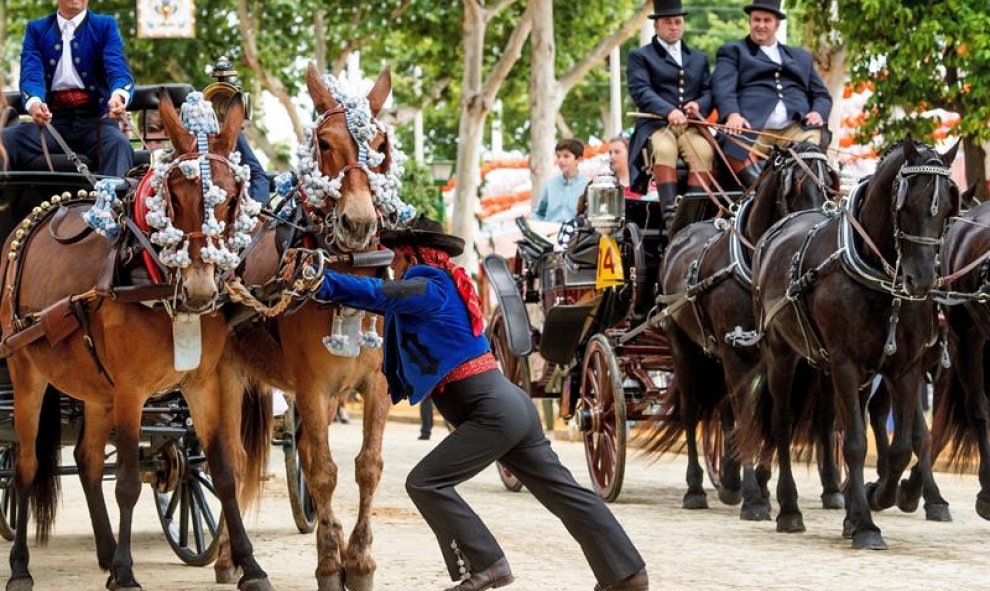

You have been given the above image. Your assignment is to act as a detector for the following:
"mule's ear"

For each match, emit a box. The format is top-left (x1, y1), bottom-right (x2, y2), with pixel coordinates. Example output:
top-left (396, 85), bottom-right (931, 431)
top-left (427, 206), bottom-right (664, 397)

top-left (941, 138), bottom-right (962, 167)
top-left (307, 62), bottom-right (336, 115)
top-left (159, 87), bottom-right (195, 155)
top-left (902, 136), bottom-right (919, 162)
top-left (212, 93), bottom-right (244, 157)
top-left (367, 67), bottom-right (391, 117)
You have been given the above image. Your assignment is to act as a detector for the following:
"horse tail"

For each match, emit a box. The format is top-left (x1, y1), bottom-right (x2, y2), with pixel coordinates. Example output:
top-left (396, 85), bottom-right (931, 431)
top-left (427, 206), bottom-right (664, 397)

top-left (640, 356), bottom-right (724, 459)
top-left (931, 363), bottom-right (980, 473)
top-left (787, 362), bottom-right (824, 465)
top-left (737, 370), bottom-right (775, 466)
top-left (238, 380), bottom-right (272, 510)
top-left (32, 386), bottom-right (62, 545)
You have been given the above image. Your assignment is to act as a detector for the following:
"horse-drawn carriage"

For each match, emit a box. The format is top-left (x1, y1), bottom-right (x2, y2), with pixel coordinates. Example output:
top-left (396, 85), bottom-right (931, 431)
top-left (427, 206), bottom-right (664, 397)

top-left (484, 166), bottom-right (744, 502)
top-left (0, 83), bottom-right (315, 567)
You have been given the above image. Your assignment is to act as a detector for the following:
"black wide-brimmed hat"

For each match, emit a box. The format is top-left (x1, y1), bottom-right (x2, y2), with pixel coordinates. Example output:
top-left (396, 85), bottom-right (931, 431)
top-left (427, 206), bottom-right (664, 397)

top-left (380, 215), bottom-right (465, 257)
top-left (744, 0), bottom-right (786, 19)
top-left (649, 0), bottom-right (686, 18)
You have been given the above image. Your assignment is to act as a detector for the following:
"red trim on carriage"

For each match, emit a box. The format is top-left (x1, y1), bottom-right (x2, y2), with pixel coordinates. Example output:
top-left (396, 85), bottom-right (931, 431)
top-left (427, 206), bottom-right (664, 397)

top-left (133, 170), bottom-right (165, 284)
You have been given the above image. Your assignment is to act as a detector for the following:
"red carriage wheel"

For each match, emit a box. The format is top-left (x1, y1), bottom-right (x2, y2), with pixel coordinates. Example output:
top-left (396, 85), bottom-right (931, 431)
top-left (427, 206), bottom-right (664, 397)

top-left (701, 405), bottom-right (725, 491)
top-left (578, 334), bottom-right (626, 502)
top-left (487, 308), bottom-right (529, 492)
top-left (487, 307), bottom-right (531, 395)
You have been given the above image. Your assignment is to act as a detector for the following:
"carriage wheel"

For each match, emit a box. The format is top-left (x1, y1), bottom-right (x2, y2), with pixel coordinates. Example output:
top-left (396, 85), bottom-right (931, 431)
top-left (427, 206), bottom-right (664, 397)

top-left (579, 335), bottom-right (627, 502)
top-left (154, 438), bottom-right (222, 566)
top-left (702, 406), bottom-right (726, 491)
top-left (0, 445), bottom-right (16, 541)
top-left (283, 401), bottom-right (317, 533)
top-left (487, 307), bottom-right (531, 394)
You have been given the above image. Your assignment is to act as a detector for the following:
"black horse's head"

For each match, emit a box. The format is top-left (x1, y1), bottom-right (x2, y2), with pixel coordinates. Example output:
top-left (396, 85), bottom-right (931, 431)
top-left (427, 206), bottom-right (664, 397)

top-left (883, 139), bottom-right (961, 296)
top-left (763, 141), bottom-right (839, 214)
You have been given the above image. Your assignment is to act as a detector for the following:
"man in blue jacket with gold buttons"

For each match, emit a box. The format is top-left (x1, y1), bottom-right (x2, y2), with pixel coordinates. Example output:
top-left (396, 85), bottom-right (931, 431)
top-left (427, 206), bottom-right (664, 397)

top-left (3, 0), bottom-right (135, 176)
top-left (287, 216), bottom-right (648, 591)
top-left (713, 0), bottom-right (831, 185)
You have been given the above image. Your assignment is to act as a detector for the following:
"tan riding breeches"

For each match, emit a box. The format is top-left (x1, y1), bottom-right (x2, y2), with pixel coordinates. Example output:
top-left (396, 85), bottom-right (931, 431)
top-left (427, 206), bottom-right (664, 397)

top-left (753, 123), bottom-right (822, 158)
top-left (650, 126), bottom-right (714, 171)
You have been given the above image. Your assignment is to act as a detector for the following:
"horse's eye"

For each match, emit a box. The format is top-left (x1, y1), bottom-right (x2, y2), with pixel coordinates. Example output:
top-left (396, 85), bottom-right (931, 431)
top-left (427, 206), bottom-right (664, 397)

top-left (318, 140), bottom-right (331, 151)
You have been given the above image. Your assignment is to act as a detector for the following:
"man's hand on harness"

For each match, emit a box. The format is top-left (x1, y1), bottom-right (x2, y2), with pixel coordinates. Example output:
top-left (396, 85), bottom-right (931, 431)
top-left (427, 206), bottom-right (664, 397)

top-left (28, 101), bottom-right (52, 125)
top-left (804, 111), bottom-right (824, 127)
top-left (724, 112), bottom-right (751, 135)
top-left (667, 108), bottom-right (688, 128)
top-left (107, 94), bottom-right (127, 120)
top-left (684, 101), bottom-right (701, 119)
top-left (279, 248), bottom-right (326, 294)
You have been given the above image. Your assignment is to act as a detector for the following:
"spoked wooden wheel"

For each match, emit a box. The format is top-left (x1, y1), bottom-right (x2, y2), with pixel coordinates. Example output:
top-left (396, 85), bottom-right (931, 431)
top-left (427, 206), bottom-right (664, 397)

top-left (702, 405), bottom-right (726, 490)
top-left (0, 444), bottom-right (16, 541)
top-left (154, 438), bottom-right (222, 566)
top-left (488, 308), bottom-right (529, 492)
top-left (578, 335), bottom-right (626, 502)
top-left (284, 400), bottom-right (317, 533)
top-left (487, 307), bottom-right (531, 394)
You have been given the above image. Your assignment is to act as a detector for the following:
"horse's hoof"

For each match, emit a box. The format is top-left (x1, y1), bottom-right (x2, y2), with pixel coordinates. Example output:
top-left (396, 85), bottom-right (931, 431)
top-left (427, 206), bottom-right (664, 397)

top-left (718, 487), bottom-right (742, 506)
top-left (6, 577), bottom-right (33, 591)
top-left (238, 577), bottom-right (273, 591)
top-left (896, 479), bottom-right (920, 513)
top-left (344, 571), bottom-right (374, 591)
top-left (216, 565), bottom-right (242, 584)
top-left (739, 502), bottom-right (771, 521)
top-left (775, 512), bottom-right (805, 533)
top-left (841, 517), bottom-right (854, 540)
top-left (976, 494), bottom-right (990, 521)
top-left (821, 492), bottom-right (844, 510)
top-left (682, 492), bottom-right (708, 510)
top-left (924, 502), bottom-right (953, 522)
top-left (851, 529), bottom-right (887, 550)
top-left (111, 582), bottom-right (142, 591)
top-left (865, 481), bottom-right (890, 511)
top-left (317, 574), bottom-right (346, 591)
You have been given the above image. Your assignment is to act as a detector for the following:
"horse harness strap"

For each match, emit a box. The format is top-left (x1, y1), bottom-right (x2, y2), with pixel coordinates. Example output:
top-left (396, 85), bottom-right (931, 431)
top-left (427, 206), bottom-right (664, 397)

top-left (40, 122), bottom-right (101, 187)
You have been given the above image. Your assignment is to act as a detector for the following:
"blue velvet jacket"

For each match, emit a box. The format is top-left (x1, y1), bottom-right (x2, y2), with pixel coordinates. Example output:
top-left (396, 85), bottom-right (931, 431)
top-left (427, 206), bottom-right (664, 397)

top-left (20, 11), bottom-right (135, 113)
top-left (316, 265), bottom-right (490, 405)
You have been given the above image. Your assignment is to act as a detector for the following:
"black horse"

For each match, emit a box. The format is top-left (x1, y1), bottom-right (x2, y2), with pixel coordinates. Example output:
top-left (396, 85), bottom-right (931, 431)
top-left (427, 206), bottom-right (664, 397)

top-left (744, 139), bottom-right (959, 549)
top-left (649, 142), bottom-right (842, 520)
top-left (932, 198), bottom-right (990, 521)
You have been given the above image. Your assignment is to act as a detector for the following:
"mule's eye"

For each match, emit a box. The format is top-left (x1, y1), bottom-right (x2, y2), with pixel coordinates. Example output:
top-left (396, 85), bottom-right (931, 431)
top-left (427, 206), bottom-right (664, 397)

top-left (318, 140), bottom-right (331, 151)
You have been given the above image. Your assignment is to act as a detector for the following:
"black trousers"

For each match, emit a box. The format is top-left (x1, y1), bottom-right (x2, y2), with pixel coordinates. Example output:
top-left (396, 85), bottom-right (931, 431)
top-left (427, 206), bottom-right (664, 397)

top-left (405, 370), bottom-right (645, 585)
top-left (420, 395), bottom-right (434, 437)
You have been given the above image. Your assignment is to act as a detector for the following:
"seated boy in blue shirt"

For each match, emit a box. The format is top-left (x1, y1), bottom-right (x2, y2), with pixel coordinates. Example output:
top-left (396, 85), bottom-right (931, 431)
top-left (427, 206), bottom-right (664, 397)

top-left (532, 138), bottom-right (589, 222)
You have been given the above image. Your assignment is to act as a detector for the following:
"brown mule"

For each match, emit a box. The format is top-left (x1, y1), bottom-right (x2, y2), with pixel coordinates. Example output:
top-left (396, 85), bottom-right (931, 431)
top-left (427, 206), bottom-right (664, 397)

top-left (0, 91), bottom-right (271, 591)
top-left (215, 63), bottom-right (396, 591)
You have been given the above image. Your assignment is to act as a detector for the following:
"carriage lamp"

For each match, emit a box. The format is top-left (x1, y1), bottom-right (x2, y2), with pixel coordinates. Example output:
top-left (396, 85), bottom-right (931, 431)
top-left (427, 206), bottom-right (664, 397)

top-left (586, 172), bottom-right (624, 232)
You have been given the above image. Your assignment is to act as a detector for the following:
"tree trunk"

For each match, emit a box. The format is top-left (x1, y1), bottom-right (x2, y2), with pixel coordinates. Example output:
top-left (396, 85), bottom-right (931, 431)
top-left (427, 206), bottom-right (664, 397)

top-left (314, 9), bottom-right (327, 74)
top-left (450, 0), bottom-right (532, 271)
top-left (529, 0), bottom-right (557, 208)
top-left (963, 137), bottom-right (988, 201)
top-left (813, 45), bottom-right (846, 164)
top-left (237, 0), bottom-right (304, 142)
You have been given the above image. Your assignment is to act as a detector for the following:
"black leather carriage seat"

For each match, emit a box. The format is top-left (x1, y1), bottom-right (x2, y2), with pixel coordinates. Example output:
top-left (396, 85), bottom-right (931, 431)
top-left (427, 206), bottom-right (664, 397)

top-left (2, 84), bottom-right (194, 174)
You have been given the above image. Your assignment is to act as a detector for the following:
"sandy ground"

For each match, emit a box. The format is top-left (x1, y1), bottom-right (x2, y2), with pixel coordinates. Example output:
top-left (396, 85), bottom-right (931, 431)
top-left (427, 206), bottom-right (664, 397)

top-left (9, 420), bottom-right (990, 591)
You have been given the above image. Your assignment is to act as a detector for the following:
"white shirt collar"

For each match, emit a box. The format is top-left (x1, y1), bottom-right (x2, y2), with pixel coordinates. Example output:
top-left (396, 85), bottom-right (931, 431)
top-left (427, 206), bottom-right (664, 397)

top-left (57, 9), bottom-right (87, 33)
top-left (658, 38), bottom-right (682, 56)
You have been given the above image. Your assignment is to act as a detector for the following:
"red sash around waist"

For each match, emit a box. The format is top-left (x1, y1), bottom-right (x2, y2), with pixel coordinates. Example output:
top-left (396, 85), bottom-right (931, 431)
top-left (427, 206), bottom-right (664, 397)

top-left (48, 89), bottom-right (92, 110)
top-left (436, 352), bottom-right (499, 394)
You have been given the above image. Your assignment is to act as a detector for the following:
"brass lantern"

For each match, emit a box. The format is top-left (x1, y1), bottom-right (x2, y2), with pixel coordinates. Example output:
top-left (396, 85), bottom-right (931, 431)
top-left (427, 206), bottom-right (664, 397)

top-left (586, 172), bottom-right (624, 232)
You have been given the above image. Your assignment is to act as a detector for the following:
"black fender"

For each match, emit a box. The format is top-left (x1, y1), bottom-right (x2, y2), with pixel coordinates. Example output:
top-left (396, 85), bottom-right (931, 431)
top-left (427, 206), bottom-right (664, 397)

top-left (483, 254), bottom-right (532, 357)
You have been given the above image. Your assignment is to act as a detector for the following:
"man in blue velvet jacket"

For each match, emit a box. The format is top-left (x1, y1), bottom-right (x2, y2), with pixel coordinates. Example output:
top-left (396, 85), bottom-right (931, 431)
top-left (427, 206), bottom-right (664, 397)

top-left (3, 0), bottom-right (135, 176)
top-left (286, 216), bottom-right (648, 591)
top-left (627, 0), bottom-right (714, 222)
top-left (713, 0), bottom-right (832, 185)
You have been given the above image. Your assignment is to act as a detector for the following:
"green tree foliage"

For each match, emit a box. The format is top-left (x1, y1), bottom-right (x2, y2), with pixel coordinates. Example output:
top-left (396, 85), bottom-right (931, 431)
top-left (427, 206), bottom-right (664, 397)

top-left (790, 0), bottom-right (990, 145)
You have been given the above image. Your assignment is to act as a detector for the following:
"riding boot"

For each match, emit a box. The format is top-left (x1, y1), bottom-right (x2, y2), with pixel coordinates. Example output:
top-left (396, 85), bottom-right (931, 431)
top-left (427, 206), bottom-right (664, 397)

top-left (670, 171), bottom-right (715, 234)
top-left (727, 157), bottom-right (764, 190)
top-left (651, 164), bottom-right (678, 238)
